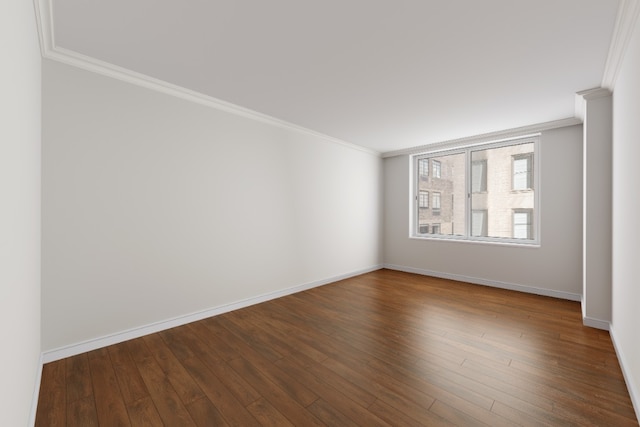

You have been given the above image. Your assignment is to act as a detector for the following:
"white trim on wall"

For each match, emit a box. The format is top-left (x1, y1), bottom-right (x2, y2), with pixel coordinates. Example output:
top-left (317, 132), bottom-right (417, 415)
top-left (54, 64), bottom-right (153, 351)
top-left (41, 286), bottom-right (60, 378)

top-left (41, 265), bottom-right (382, 363)
top-left (582, 316), bottom-right (610, 331)
top-left (384, 264), bottom-right (582, 302)
top-left (575, 87), bottom-right (613, 121)
top-left (610, 324), bottom-right (640, 423)
top-left (32, 1), bottom-right (378, 159)
top-left (602, 0), bottom-right (640, 90)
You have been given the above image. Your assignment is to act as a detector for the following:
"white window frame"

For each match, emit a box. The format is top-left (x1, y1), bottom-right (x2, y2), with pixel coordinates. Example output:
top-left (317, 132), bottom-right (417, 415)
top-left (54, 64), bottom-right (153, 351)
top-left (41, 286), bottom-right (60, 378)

top-left (411, 135), bottom-right (540, 246)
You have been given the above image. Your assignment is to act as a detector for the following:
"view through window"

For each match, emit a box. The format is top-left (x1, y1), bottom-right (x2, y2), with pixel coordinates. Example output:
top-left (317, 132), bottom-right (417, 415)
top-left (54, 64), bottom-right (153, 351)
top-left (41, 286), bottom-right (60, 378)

top-left (414, 138), bottom-right (538, 243)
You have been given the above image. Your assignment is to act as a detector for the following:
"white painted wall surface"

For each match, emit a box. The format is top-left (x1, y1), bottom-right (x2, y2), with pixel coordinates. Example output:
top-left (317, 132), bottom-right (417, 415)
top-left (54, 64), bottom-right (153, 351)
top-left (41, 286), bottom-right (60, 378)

top-left (42, 60), bottom-right (382, 352)
top-left (0, 1), bottom-right (42, 425)
top-left (611, 14), bottom-right (640, 420)
top-left (384, 125), bottom-right (583, 299)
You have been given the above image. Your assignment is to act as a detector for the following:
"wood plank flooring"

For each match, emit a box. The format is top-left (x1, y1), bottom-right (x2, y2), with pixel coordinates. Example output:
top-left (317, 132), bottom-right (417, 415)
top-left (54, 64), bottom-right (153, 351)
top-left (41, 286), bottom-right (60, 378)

top-left (35, 269), bottom-right (639, 426)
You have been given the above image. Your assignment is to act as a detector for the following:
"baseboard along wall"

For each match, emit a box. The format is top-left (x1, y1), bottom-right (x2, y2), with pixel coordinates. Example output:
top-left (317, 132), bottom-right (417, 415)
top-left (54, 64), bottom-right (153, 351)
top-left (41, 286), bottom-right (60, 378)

top-left (610, 325), bottom-right (640, 423)
top-left (41, 265), bottom-right (383, 364)
top-left (383, 264), bottom-right (582, 301)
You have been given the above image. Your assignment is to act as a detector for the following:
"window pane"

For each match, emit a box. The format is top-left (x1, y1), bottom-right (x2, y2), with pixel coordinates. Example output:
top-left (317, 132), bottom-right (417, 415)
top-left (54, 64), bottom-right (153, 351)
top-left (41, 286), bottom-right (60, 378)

top-left (432, 192), bottom-right (441, 209)
top-left (432, 160), bottom-right (441, 178)
top-left (419, 191), bottom-right (429, 208)
top-left (471, 160), bottom-right (487, 193)
top-left (419, 159), bottom-right (428, 176)
top-left (513, 154), bottom-right (533, 190)
top-left (416, 152), bottom-right (466, 236)
top-left (471, 210), bottom-right (488, 237)
top-left (513, 210), bottom-right (532, 239)
top-left (470, 143), bottom-right (535, 240)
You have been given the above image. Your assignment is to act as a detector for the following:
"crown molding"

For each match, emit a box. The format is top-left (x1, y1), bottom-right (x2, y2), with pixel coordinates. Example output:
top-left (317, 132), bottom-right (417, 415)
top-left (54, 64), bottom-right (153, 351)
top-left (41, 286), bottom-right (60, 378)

top-left (381, 117), bottom-right (582, 158)
top-left (576, 87), bottom-right (612, 100)
top-left (602, 0), bottom-right (640, 90)
top-left (33, 0), bottom-right (53, 57)
top-left (32, 0), bottom-right (620, 159)
top-left (48, 47), bottom-right (381, 157)
top-left (575, 87), bottom-right (613, 121)
top-left (31, 0), bottom-right (380, 158)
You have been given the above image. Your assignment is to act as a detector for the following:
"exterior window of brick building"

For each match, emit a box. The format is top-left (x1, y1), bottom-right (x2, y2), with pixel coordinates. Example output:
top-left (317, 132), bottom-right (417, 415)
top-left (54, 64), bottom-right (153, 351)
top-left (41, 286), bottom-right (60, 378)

top-left (415, 138), bottom-right (537, 243)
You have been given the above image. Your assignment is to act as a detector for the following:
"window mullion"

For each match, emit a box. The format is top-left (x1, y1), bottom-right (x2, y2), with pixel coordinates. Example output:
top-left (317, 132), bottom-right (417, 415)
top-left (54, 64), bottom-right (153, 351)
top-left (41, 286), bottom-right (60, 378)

top-left (466, 149), bottom-right (471, 239)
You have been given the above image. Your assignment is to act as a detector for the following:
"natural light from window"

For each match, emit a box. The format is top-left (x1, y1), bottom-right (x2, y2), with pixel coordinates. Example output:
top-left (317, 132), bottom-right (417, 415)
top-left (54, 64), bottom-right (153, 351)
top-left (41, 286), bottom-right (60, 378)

top-left (413, 136), bottom-right (539, 244)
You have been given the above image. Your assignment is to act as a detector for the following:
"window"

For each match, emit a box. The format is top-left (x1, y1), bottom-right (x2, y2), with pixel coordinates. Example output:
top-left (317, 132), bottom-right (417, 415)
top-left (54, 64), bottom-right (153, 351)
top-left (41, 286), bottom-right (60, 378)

top-left (471, 160), bottom-right (487, 193)
top-left (413, 136), bottom-right (538, 244)
top-left (432, 160), bottom-right (441, 178)
top-left (471, 210), bottom-right (488, 237)
top-left (432, 192), bottom-right (441, 211)
top-left (513, 153), bottom-right (533, 190)
top-left (513, 209), bottom-right (533, 239)
top-left (419, 224), bottom-right (429, 234)
top-left (415, 152), bottom-right (465, 236)
top-left (432, 192), bottom-right (441, 210)
top-left (419, 159), bottom-right (428, 176)
top-left (419, 191), bottom-right (429, 208)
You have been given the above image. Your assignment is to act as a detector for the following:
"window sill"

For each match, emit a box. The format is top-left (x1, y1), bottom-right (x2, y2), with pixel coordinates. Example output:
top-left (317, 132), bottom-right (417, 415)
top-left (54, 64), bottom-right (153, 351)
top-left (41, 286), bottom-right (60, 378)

top-left (410, 234), bottom-right (540, 248)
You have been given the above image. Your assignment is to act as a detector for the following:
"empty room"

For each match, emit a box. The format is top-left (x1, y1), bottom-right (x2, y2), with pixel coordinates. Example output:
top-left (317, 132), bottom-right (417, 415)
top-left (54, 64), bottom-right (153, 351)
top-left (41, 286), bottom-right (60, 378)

top-left (2, 0), bottom-right (640, 425)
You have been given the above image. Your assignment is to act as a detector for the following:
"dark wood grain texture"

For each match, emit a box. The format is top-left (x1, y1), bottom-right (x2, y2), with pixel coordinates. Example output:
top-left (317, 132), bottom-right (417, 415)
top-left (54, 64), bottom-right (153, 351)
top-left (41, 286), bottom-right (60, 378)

top-left (35, 269), bottom-right (639, 426)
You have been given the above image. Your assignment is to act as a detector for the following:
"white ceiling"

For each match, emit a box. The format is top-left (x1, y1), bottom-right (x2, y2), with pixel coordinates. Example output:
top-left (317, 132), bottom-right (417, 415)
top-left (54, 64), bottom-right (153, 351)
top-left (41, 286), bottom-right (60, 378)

top-left (50, 1), bottom-right (620, 153)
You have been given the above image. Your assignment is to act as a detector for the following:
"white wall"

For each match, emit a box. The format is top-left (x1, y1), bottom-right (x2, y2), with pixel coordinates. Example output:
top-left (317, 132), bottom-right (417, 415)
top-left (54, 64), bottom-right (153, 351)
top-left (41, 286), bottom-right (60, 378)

top-left (581, 90), bottom-right (613, 328)
top-left (0, 1), bottom-right (42, 425)
top-left (42, 59), bottom-right (382, 353)
top-left (611, 14), bottom-right (640, 419)
top-left (384, 125), bottom-right (583, 299)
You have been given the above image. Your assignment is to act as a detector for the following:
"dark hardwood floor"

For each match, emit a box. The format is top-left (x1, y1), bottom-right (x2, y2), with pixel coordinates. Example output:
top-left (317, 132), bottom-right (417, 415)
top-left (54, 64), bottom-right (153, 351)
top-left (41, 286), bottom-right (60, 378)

top-left (35, 269), bottom-right (638, 426)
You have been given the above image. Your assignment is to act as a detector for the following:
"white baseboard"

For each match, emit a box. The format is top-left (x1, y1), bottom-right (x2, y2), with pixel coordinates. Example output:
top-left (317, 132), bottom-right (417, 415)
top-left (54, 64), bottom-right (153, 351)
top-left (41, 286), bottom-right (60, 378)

top-left (41, 265), bottom-right (383, 363)
top-left (582, 316), bottom-right (610, 331)
top-left (580, 296), bottom-right (611, 331)
top-left (383, 264), bottom-right (582, 302)
top-left (610, 324), bottom-right (640, 423)
top-left (28, 353), bottom-right (43, 426)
